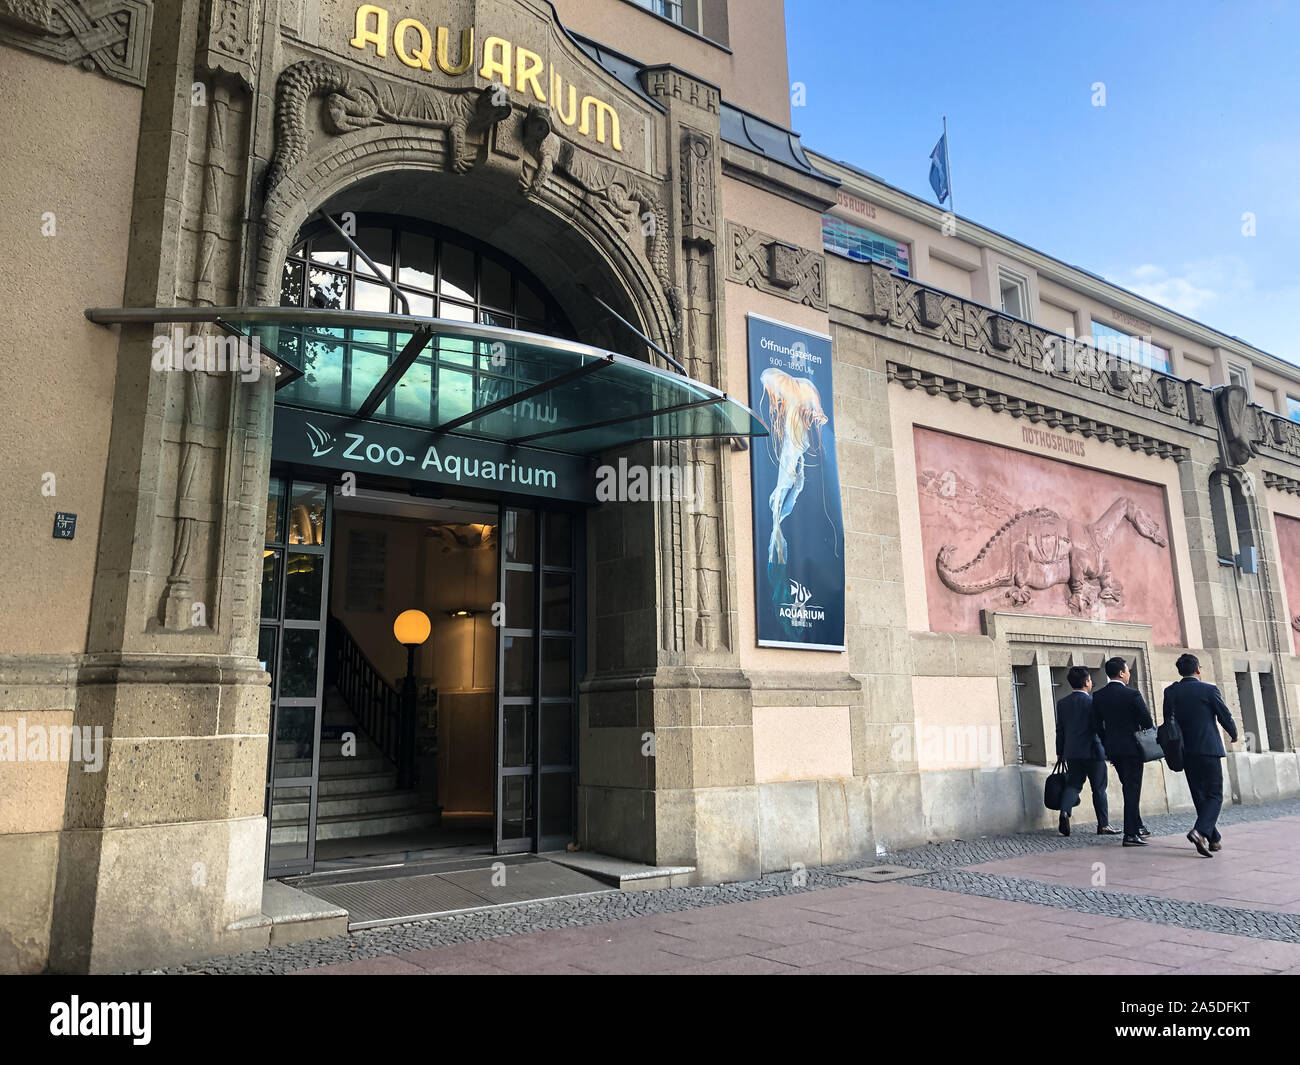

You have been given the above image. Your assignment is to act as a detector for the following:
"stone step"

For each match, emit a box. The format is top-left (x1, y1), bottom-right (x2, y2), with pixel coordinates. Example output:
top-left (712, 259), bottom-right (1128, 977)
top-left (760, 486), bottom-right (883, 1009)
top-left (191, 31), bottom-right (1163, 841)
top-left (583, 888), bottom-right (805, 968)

top-left (540, 851), bottom-right (696, 891)
top-left (272, 789), bottom-right (418, 821)
top-left (274, 737), bottom-right (382, 760)
top-left (262, 880), bottom-right (349, 947)
top-left (269, 806), bottom-right (439, 844)
top-left (276, 754), bottom-right (390, 778)
top-left (316, 771), bottom-right (399, 797)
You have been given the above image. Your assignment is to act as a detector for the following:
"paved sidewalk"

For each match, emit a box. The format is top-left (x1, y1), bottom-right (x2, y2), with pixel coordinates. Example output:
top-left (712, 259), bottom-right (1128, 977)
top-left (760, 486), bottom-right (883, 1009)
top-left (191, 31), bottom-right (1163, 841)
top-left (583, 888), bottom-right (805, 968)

top-left (168, 796), bottom-right (1300, 975)
top-left (291, 880), bottom-right (1300, 975)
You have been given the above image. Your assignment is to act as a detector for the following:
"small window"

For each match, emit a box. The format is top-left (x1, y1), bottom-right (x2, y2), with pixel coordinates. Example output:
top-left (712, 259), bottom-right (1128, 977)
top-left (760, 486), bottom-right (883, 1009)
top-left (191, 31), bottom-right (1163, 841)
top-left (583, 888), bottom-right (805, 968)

top-left (998, 269), bottom-right (1030, 320)
top-left (630, 0), bottom-right (700, 32)
top-left (1286, 396), bottom-right (1300, 423)
top-left (1227, 363), bottom-right (1251, 397)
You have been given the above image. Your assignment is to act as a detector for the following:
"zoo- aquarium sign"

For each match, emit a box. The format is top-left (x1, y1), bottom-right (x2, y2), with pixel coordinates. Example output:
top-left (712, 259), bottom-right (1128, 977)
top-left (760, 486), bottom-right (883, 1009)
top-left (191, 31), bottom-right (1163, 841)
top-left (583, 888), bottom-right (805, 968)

top-left (747, 314), bottom-right (845, 651)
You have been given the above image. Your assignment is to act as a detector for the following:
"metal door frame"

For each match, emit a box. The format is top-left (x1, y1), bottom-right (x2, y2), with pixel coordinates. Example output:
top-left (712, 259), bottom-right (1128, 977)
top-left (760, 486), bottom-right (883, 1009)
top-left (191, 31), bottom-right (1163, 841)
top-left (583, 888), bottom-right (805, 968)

top-left (263, 476), bottom-right (333, 878)
top-left (494, 504), bottom-right (583, 854)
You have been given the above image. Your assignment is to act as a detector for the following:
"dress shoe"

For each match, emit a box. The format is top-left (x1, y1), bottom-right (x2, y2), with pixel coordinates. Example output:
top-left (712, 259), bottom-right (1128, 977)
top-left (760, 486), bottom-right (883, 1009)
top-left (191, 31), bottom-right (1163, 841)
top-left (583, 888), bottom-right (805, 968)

top-left (1209, 840), bottom-right (1222, 852)
top-left (1138, 826), bottom-right (1151, 838)
top-left (1097, 825), bottom-right (1121, 835)
top-left (1058, 812), bottom-right (1070, 837)
top-left (1122, 835), bottom-right (1148, 846)
top-left (1187, 829), bottom-right (1213, 858)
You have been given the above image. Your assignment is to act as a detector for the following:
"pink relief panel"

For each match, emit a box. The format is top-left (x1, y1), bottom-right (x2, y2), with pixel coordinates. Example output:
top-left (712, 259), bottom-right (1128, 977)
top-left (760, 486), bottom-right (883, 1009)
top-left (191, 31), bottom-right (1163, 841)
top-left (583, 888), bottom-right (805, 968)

top-left (1272, 514), bottom-right (1300, 654)
top-left (915, 427), bottom-right (1184, 646)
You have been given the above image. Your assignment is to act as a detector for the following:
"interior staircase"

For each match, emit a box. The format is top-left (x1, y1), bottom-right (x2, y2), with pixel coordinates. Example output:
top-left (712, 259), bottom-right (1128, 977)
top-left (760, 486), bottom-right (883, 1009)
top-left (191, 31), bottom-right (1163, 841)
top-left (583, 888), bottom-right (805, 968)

top-left (269, 690), bottom-right (438, 847)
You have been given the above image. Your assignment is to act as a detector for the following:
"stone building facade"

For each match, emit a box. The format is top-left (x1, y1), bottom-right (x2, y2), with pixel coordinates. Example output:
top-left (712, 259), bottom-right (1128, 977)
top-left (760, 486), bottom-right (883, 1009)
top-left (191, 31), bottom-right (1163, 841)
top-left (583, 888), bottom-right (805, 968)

top-left (0, 0), bottom-right (1297, 974)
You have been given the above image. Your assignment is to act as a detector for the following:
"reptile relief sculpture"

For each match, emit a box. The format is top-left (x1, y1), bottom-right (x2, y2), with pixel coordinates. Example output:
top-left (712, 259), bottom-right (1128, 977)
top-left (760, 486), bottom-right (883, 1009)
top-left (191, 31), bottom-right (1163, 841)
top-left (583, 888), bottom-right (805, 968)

top-left (935, 496), bottom-right (1168, 614)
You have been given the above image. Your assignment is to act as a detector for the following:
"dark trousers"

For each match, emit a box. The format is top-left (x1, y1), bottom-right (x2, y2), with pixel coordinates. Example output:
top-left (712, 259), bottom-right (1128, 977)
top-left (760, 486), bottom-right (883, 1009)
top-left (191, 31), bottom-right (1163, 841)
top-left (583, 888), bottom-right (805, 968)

top-left (1060, 758), bottom-right (1109, 826)
top-left (1184, 754), bottom-right (1225, 842)
top-left (1112, 758), bottom-right (1145, 837)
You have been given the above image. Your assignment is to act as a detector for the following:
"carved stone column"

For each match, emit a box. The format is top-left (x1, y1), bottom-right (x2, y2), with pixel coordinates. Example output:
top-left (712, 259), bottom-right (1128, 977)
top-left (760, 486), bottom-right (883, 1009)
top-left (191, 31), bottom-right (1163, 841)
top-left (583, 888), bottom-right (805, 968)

top-left (47, 0), bottom-right (273, 972)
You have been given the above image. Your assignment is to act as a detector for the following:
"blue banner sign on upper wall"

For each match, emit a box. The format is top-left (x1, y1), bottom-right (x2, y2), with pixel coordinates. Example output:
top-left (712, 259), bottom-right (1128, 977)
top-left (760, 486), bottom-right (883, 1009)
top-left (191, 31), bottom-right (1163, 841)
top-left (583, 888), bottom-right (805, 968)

top-left (747, 314), bottom-right (846, 651)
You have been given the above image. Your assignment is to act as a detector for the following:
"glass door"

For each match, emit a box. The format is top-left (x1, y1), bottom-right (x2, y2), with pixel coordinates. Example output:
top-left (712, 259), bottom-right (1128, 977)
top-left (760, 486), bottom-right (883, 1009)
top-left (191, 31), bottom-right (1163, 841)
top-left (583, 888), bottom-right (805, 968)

top-left (495, 506), bottom-right (581, 853)
top-left (538, 511), bottom-right (579, 852)
top-left (497, 507), bottom-right (538, 853)
top-left (261, 477), bottom-right (332, 877)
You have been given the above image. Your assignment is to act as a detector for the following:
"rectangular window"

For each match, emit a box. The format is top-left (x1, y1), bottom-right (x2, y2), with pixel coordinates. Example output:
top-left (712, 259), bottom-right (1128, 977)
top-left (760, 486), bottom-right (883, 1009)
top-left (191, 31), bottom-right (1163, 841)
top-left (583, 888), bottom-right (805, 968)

top-left (1286, 396), bottom-right (1300, 423)
top-left (1227, 363), bottom-right (1251, 397)
top-left (629, 0), bottom-right (699, 31)
top-left (822, 215), bottom-right (911, 276)
top-left (1090, 318), bottom-right (1171, 374)
top-left (998, 268), bottom-right (1030, 320)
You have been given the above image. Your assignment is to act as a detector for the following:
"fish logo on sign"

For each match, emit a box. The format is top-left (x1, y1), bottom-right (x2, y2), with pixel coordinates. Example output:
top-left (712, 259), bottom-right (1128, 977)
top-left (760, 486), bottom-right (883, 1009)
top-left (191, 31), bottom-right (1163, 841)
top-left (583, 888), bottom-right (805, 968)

top-left (305, 422), bottom-right (335, 458)
top-left (780, 578), bottom-right (826, 629)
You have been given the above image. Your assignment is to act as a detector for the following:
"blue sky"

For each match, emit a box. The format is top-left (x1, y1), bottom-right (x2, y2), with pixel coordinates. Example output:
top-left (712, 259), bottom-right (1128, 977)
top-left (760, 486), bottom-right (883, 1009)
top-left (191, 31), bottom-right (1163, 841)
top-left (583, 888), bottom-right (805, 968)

top-left (784, 0), bottom-right (1300, 364)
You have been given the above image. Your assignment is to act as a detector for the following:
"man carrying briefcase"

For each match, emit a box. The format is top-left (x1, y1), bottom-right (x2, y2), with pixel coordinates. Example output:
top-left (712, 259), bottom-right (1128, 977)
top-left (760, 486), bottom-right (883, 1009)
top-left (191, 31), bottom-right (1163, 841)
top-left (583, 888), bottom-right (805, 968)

top-left (1091, 657), bottom-right (1157, 846)
top-left (1162, 653), bottom-right (1238, 857)
top-left (1053, 666), bottom-right (1114, 837)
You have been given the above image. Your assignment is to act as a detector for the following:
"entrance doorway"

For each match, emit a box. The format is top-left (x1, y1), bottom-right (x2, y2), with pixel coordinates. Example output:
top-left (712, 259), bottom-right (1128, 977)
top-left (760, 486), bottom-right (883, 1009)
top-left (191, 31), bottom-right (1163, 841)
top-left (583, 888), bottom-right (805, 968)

top-left (261, 479), bottom-right (582, 878)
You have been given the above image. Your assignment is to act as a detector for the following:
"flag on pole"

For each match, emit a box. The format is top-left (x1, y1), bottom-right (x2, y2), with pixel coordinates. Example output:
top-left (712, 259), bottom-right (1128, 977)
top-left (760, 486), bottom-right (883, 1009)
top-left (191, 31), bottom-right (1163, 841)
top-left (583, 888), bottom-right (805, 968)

top-left (929, 132), bottom-right (950, 205)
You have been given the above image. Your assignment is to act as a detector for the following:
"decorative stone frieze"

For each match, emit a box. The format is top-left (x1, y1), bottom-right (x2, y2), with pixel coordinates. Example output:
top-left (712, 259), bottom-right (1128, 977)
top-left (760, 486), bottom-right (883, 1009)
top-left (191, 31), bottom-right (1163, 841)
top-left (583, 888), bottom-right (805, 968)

top-left (863, 263), bottom-right (1195, 427)
top-left (886, 362), bottom-right (1190, 462)
top-left (643, 65), bottom-right (720, 113)
top-left (679, 128), bottom-right (716, 247)
top-left (1255, 407), bottom-right (1300, 461)
top-left (199, 0), bottom-right (257, 89)
top-left (263, 59), bottom-right (512, 193)
top-left (726, 222), bottom-right (826, 310)
top-left (1263, 471), bottom-right (1300, 496)
top-left (0, 0), bottom-right (151, 86)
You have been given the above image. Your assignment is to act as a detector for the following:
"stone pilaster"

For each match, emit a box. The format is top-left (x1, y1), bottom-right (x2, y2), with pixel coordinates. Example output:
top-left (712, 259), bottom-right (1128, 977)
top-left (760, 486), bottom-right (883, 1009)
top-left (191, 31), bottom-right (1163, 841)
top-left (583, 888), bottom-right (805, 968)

top-left (46, 0), bottom-right (273, 972)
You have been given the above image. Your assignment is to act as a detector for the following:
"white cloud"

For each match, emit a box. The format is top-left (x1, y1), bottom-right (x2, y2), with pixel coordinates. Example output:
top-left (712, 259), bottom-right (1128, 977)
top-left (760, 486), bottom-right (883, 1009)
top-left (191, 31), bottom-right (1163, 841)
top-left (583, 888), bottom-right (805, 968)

top-left (1116, 261), bottom-right (1225, 317)
top-left (1108, 256), bottom-right (1300, 366)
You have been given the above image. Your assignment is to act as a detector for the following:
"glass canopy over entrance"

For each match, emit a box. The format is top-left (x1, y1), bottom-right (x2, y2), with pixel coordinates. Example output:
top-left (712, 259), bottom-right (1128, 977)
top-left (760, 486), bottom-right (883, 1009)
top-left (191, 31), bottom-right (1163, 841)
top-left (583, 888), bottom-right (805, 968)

top-left (83, 307), bottom-right (767, 457)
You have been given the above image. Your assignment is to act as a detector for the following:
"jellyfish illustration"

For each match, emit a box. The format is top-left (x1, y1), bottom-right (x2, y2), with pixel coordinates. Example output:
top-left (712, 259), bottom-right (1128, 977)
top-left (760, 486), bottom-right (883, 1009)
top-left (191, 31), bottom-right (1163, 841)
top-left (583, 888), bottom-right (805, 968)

top-left (760, 366), bottom-right (829, 564)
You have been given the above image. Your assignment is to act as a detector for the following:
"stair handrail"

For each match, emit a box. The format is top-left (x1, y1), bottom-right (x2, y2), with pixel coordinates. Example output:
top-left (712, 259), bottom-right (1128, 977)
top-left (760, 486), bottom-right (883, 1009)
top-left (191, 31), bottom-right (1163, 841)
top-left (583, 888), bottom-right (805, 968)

top-left (327, 614), bottom-right (403, 770)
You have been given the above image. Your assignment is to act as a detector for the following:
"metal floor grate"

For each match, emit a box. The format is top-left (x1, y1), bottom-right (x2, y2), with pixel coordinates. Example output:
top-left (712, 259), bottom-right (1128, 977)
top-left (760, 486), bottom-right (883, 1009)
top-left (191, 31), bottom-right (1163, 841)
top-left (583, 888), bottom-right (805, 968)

top-left (832, 864), bottom-right (932, 883)
top-left (300, 858), bottom-right (613, 929)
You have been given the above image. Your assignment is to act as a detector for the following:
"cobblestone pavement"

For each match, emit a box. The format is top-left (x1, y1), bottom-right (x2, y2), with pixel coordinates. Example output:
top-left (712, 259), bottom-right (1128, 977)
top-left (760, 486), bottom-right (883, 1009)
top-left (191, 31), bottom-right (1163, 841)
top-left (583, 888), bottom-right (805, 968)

top-left (162, 795), bottom-right (1300, 975)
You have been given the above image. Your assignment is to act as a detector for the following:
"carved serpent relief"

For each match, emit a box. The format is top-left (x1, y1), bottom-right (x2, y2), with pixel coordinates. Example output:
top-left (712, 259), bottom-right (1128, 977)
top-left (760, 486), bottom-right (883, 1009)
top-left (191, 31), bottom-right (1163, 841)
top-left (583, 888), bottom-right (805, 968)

top-left (516, 103), bottom-right (667, 283)
top-left (935, 496), bottom-right (1168, 616)
top-left (263, 63), bottom-right (669, 287)
top-left (264, 59), bottom-right (510, 194)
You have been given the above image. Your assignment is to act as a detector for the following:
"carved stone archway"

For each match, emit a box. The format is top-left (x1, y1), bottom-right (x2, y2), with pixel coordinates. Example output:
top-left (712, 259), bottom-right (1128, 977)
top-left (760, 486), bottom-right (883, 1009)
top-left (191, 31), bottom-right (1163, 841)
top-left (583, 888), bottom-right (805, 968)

top-left (250, 63), bottom-right (680, 359)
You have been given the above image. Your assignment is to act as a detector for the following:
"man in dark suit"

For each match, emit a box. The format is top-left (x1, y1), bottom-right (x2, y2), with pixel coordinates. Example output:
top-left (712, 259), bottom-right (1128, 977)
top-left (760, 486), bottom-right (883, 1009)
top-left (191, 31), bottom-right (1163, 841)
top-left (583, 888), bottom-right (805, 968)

top-left (1055, 666), bottom-right (1116, 837)
top-left (1163, 653), bottom-right (1238, 857)
top-left (1091, 656), bottom-right (1155, 846)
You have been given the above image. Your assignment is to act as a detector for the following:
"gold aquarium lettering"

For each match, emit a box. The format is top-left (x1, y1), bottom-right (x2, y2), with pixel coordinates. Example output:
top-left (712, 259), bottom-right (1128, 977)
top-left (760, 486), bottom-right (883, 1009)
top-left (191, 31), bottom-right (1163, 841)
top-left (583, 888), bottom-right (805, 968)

top-left (350, 4), bottom-right (623, 151)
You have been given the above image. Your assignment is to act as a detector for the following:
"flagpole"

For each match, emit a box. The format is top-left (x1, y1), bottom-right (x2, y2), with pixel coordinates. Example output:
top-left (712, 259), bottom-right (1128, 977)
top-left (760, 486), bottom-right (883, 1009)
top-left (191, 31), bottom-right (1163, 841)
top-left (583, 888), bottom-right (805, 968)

top-left (944, 115), bottom-right (955, 217)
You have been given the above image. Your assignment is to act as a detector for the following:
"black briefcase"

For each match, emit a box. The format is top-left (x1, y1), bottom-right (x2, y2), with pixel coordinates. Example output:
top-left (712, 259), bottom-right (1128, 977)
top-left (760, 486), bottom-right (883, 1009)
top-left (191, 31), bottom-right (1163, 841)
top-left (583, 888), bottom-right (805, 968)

top-left (1157, 716), bottom-right (1185, 772)
top-left (1134, 725), bottom-right (1165, 763)
top-left (1044, 761), bottom-right (1070, 811)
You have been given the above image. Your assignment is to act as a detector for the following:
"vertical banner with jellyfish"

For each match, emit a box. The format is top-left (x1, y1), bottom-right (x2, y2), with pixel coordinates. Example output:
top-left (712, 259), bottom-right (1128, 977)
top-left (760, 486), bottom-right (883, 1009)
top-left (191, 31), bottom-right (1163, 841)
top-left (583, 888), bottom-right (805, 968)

top-left (746, 314), bottom-right (846, 651)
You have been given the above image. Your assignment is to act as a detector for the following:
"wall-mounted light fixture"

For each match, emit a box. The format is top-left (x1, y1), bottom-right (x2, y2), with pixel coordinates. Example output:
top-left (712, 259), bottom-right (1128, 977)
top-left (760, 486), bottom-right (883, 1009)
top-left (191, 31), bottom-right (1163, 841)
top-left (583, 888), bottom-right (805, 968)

top-left (447, 609), bottom-right (478, 618)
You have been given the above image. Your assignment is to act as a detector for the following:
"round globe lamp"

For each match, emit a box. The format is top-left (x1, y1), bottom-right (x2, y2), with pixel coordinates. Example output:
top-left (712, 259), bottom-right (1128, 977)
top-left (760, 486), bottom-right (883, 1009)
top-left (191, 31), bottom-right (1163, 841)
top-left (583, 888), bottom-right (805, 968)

top-left (392, 609), bottom-right (430, 790)
top-left (393, 609), bottom-right (431, 647)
